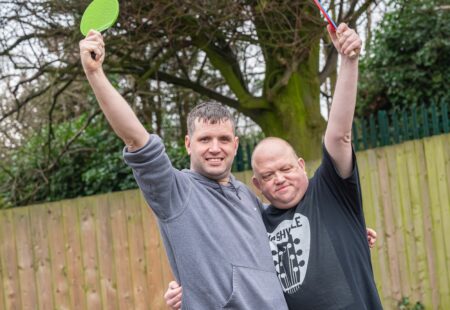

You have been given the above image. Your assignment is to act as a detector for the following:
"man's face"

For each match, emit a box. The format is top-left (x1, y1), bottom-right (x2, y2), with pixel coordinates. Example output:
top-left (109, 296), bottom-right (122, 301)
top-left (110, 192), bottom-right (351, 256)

top-left (185, 119), bottom-right (238, 184)
top-left (252, 144), bottom-right (308, 209)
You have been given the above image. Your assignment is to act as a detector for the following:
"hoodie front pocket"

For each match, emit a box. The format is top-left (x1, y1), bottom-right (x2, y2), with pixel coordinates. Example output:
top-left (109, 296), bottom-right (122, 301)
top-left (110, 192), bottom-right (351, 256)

top-left (221, 265), bottom-right (286, 310)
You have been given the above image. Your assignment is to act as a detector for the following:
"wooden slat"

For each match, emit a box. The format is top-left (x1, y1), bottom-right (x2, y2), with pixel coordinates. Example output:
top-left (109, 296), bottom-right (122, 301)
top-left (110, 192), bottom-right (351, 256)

top-left (431, 136), bottom-right (450, 285)
top-left (414, 140), bottom-right (439, 309)
top-left (78, 196), bottom-right (103, 309)
top-left (0, 221), bottom-right (5, 310)
top-left (376, 148), bottom-right (402, 302)
top-left (109, 192), bottom-right (135, 310)
top-left (367, 149), bottom-right (392, 306)
top-left (445, 134), bottom-right (450, 206)
top-left (95, 194), bottom-right (119, 310)
top-left (406, 141), bottom-right (432, 307)
top-left (396, 143), bottom-right (419, 299)
top-left (386, 145), bottom-right (411, 298)
top-left (13, 207), bottom-right (38, 310)
top-left (397, 142), bottom-right (419, 302)
top-left (29, 204), bottom-right (54, 310)
top-left (46, 202), bottom-right (71, 309)
top-left (424, 137), bottom-right (450, 307)
top-left (357, 151), bottom-right (383, 306)
top-left (140, 194), bottom-right (167, 309)
top-left (61, 199), bottom-right (87, 309)
top-left (123, 190), bottom-right (150, 310)
top-left (0, 210), bottom-right (22, 310)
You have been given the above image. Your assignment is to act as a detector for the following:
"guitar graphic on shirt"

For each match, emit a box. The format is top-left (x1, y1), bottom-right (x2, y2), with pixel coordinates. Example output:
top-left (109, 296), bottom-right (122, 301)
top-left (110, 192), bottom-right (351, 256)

top-left (267, 213), bottom-right (311, 294)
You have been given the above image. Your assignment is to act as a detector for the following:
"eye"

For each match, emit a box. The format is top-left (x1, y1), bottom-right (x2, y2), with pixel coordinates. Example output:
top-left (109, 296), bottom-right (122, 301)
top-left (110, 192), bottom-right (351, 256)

top-left (219, 136), bottom-right (232, 142)
top-left (262, 173), bottom-right (274, 181)
top-left (281, 166), bottom-right (293, 172)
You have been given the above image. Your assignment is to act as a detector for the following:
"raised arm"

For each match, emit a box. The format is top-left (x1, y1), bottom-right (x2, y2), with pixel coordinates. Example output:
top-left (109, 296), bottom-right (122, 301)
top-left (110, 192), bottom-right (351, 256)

top-left (79, 30), bottom-right (149, 151)
top-left (323, 24), bottom-right (362, 178)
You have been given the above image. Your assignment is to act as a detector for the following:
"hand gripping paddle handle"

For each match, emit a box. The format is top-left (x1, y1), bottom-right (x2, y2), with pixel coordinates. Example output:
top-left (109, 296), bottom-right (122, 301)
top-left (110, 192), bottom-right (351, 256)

top-left (312, 0), bottom-right (358, 59)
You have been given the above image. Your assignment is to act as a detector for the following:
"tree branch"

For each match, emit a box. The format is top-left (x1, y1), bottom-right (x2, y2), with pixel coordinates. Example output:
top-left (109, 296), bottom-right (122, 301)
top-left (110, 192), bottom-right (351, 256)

top-left (192, 35), bottom-right (269, 109)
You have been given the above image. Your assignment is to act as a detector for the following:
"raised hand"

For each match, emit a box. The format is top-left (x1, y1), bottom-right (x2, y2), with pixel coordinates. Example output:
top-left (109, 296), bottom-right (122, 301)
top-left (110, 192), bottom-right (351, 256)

top-left (79, 30), bottom-right (106, 74)
top-left (327, 23), bottom-right (362, 59)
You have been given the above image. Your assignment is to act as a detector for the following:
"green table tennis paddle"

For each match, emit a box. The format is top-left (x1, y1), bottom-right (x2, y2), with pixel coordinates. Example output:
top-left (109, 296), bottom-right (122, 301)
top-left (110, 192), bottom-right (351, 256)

top-left (80, 0), bottom-right (119, 37)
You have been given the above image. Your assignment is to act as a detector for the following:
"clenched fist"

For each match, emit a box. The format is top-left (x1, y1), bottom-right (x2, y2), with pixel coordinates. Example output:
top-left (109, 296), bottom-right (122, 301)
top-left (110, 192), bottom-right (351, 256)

top-left (79, 30), bottom-right (106, 74)
top-left (328, 23), bottom-right (362, 59)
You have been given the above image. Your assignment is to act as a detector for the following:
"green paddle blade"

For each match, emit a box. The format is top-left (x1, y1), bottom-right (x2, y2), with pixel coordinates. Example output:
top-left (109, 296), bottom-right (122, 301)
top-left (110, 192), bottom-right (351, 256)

top-left (80, 0), bottom-right (119, 36)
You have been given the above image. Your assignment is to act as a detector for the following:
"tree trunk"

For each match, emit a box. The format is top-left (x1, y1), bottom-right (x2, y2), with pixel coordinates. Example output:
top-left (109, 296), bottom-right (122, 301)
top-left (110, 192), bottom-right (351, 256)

top-left (254, 47), bottom-right (326, 161)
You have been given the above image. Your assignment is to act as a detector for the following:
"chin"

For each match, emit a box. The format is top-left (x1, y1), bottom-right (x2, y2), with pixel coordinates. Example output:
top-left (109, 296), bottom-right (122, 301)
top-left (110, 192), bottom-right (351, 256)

top-left (205, 168), bottom-right (228, 179)
top-left (274, 197), bottom-right (298, 209)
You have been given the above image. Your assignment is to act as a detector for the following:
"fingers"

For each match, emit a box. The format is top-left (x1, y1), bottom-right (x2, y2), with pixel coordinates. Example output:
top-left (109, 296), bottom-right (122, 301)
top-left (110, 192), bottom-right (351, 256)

top-left (173, 300), bottom-right (182, 309)
top-left (84, 30), bottom-right (105, 49)
top-left (330, 23), bottom-right (362, 59)
top-left (164, 281), bottom-right (182, 310)
top-left (367, 228), bottom-right (377, 248)
top-left (82, 42), bottom-right (104, 60)
top-left (336, 23), bottom-right (349, 37)
top-left (79, 30), bottom-right (106, 70)
top-left (367, 228), bottom-right (377, 239)
top-left (168, 281), bottom-right (180, 290)
top-left (340, 32), bottom-right (361, 57)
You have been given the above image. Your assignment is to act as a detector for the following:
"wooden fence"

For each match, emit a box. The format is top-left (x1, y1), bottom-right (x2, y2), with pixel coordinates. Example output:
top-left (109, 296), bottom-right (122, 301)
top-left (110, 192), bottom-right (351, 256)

top-left (0, 133), bottom-right (449, 309)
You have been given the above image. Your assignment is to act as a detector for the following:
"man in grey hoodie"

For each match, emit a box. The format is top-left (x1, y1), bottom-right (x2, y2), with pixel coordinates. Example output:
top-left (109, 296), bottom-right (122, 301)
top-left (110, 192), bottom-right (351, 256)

top-left (79, 32), bottom-right (288, 309)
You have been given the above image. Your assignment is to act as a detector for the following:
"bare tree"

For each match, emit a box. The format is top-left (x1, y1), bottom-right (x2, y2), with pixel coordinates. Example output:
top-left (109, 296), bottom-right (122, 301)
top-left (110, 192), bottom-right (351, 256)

top-left (1, 0), bottom-right (381, 160)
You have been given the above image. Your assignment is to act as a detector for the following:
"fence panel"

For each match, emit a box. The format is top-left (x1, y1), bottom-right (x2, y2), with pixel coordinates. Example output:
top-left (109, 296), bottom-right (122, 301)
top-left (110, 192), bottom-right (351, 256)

top-left (0, 133), bottom-right (449, 309)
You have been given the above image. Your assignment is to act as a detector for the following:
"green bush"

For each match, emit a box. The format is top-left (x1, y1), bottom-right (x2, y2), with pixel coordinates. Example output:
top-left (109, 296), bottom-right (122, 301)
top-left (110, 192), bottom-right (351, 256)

top-left (0, 113), bottom-right (191, 208)
top-left (358, 0), bottom-right (450, 116)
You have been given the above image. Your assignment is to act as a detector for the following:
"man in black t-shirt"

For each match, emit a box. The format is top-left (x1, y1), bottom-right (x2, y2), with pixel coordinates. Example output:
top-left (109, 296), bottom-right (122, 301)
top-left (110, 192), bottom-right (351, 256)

top-left (251, 138), bottom-right (382, 309)
top-left (165, 23), bottom-right (383, 309)
top-left (248, 22), bottom-right (382, 309)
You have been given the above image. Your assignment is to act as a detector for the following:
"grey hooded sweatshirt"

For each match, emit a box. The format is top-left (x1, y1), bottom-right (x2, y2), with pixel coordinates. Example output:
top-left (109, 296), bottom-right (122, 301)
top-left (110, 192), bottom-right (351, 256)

top-left (124, 134), bottom-right (287, 310)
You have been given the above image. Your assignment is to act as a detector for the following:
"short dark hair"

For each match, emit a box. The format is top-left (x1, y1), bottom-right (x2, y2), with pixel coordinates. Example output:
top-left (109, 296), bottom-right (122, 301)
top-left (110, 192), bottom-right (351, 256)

top-left (187, 102), bottom-right (236, 135)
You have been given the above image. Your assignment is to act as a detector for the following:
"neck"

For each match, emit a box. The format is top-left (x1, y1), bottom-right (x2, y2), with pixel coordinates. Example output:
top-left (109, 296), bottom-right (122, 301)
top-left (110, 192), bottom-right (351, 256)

top-left (217, 177), bottom-right (230, 185)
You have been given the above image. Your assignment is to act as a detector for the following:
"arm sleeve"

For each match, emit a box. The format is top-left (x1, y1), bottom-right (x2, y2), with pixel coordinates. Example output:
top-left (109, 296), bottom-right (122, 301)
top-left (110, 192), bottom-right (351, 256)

top-left (315, 144), bottom-right (363, 215)
top-left (123, 134), bottom-right (191, 220)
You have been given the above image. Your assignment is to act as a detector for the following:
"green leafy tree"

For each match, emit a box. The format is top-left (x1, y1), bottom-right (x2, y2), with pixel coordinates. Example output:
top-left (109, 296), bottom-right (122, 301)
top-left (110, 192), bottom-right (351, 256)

top-left (0, 112), bottom-right (192, 207)
top-left (358, 0), bottom-right (450, 116)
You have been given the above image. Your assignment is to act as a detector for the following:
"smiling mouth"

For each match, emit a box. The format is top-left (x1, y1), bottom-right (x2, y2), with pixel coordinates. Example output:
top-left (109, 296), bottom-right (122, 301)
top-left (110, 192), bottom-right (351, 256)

top-left (206, 158), bottom-right (224, 164)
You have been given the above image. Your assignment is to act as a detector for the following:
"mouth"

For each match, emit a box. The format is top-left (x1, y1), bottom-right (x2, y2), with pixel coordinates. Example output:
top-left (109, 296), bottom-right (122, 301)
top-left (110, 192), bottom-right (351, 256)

top-left (206, 157), bottom-right (224, 165)
top-left (276, 185), bottom-right (290, 192)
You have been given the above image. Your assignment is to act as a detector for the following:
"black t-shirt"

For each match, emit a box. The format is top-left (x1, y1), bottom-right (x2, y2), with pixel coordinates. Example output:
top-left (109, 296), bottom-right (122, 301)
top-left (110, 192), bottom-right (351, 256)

top-left (262, 146), bottom-right (383, 310)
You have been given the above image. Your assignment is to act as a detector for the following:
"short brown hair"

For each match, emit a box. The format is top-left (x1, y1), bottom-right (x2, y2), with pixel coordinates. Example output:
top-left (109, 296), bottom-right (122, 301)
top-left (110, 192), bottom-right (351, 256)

top-left (187, 102), bottom-right (236, 135)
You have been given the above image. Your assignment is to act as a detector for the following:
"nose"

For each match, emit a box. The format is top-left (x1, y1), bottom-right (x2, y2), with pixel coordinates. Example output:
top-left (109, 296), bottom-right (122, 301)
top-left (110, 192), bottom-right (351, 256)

top-left (274, 172), bottom-right (286, 184)
top-left (208, 139), bottom-right (220, 153)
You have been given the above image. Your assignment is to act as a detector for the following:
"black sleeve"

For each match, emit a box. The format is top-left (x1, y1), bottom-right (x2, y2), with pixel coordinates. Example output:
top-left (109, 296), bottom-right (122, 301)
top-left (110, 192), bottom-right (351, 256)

top-left (314, 144), bottom-right (363, 215)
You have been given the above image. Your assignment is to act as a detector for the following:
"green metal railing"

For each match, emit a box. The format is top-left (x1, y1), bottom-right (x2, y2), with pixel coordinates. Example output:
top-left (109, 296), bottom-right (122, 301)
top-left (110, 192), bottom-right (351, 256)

top-left (352, 101), bottom-right (449, 151)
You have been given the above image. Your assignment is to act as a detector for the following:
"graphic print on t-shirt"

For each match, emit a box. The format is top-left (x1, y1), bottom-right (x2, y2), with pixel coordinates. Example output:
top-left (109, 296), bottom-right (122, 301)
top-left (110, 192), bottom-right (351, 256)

top-left (267, 212), bottom-right (310, 294)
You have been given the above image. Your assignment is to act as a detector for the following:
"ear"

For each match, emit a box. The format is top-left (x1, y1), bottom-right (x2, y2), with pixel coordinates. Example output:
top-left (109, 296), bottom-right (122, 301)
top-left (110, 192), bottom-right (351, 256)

top-left (252, 175), bottom-right (261, 191)
top-left (185, 135), bottom-right (191, 155)
top-left (298, 158), bottom-right (306, 171)
top-left (234, 136), bottom-right (239, 155)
